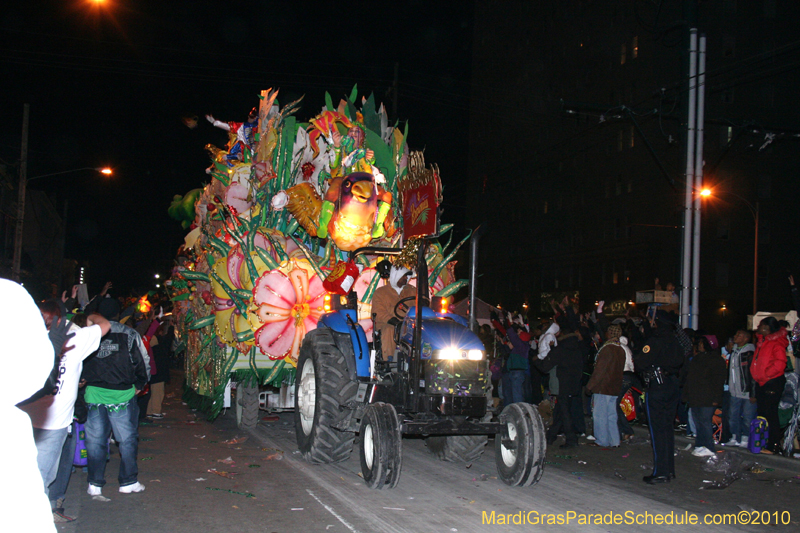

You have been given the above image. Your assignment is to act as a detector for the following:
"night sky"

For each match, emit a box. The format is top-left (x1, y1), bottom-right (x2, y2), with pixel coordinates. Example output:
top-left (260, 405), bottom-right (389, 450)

top-left (1, 0), bottom-right (473, 296)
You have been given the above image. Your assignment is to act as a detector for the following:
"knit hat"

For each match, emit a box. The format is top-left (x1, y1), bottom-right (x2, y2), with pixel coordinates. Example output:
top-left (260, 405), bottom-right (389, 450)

top-left (98, 297), bottom-right (121, 320)
top-left (605, 325), bottom-right (622, 340)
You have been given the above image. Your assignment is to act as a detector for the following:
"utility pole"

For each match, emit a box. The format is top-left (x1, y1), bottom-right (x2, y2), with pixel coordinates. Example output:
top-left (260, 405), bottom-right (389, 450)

top-left (12, 104), bottom-right (30, 282)
top-left (690, 35), bottom-right (706, 330)
top-left (680, 30), bottom-right (697, 328)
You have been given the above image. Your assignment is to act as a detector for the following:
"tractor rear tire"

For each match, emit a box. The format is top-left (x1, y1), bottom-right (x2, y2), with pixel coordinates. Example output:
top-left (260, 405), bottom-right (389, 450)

top-left (236, 382), bottom-right (259, 430)
top-left (295, 329), bottom-right (358, 464)
top-left (495, 402), bottom-right (546, 487)
top-left (426, 435), bottom-right (488, 463)
top-left (360, 402), bottom-right (402, 489)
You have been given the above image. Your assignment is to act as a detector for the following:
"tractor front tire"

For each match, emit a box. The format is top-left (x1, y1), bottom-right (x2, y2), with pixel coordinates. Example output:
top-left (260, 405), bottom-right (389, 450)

top-left (295, 329), bottom-right (358, 464)
top-left (360, 402), bottom-right (402, 489)
top-left (495, 402), bottom-right (546, 487)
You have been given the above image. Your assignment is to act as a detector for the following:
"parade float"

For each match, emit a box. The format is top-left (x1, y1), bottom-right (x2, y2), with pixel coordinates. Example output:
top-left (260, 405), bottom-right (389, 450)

top-left (167, 86), bottom-right (469, 422)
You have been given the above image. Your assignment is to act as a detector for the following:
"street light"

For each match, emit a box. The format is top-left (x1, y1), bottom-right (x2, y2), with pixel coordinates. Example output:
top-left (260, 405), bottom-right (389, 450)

top-left (12, 166), bottom-right (113, 281)
top-left (703, 188), bottom-right (760, 314)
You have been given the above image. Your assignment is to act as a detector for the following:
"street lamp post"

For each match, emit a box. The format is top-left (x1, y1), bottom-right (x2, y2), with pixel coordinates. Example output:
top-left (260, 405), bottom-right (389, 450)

top-left (12, 166), bottom-right (112, 281)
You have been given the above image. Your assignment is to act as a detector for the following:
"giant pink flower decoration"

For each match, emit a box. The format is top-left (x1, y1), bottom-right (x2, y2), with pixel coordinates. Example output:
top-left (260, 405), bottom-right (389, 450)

top-left (252, 259), bottom-right (326, 365)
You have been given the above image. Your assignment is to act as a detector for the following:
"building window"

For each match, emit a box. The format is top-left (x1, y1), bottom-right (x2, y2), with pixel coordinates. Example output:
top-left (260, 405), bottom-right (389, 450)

top-left (761, 84), bottom-right (775, 107)
top-left (717, 218), bottom-right (730, 240)
top-left (764, 0), bottom-right (776, 18)
top-left (758, 175), bottom-right (772, 199)
top-left (627, 180), bottom-right (632, 193)
top-left (723, 35), bottom-right (736, 58)
top-left (721, 88), bottom-right (735, 104)
top-left (543, 201), bottom-right (548, 214)
top-left (759, 219), bottom-right (771, 244)
top-left (758, 266), bottom-right (769, 291)
top-left (629, 125), bottom-right (635, 148)
top-left (632, 36), bottom-right (638, 59)
top-left (727, 126), bottom-right (734, 144)
top-left (621, 44), bottom-right (627, 65)
top-left (624, 270), bottom-right (631, 283)
top-left (716, 263), bottom-right (730, 287)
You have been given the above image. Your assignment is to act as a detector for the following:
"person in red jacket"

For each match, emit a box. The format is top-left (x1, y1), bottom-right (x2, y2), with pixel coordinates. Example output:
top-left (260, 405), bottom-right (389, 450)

top-left (750, 316), bottom-right (788, 454)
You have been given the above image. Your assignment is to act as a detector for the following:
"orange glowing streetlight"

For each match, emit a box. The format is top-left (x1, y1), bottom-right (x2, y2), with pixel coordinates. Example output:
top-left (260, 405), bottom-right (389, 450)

top-left (100, 167), bottom-right (112, 175)
top-left (700, 188), bottom-right (711, 197)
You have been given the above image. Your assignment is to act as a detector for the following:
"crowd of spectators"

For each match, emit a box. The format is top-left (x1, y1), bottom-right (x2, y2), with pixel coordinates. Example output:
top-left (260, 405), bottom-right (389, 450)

top-left (0, 279), bottom-right (177, 530)
top-left (481, 281), bottom-right (800, 464)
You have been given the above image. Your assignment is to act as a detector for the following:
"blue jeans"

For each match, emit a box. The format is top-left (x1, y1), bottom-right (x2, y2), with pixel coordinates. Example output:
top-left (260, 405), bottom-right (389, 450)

top-left (728, 396), bottom-right (757, 441)
top-left (592, 394), bottom-right (620, 447)
top-left (49, 424), bottom-right (78, 506)
top-left (687, 407), bottom-right (697, 436)
top-left (691, 406), bottom-right (716, 452)
top-left (507, 370), bottom-right (527, 405)
top-left (32, 426), bottom-right (69, 497)
top-left (86, 399), bottom-right (140, 487)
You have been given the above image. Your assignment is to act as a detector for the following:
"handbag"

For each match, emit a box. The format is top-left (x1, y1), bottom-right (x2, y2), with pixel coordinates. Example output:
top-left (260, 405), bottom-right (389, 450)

top-left (73, 422), bottom-right (88, 466)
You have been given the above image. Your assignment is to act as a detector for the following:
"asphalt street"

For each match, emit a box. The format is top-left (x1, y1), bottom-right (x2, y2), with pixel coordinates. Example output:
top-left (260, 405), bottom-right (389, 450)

top-left (53, 377), bottom-right (799, 533)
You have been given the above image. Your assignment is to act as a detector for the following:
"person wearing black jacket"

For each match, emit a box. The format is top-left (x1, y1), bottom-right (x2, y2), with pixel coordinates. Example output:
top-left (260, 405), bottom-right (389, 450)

top-left (535, 327), bottom-right (585, 448)
top-left (682, 337), bottom-right (727, 457)
top-left (81, 300), bottom-right (149, 497)
top-left (634, 315), bottom-right (684, 484)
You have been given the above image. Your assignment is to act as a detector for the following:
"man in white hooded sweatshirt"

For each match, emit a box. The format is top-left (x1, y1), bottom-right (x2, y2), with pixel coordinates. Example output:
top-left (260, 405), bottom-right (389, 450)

top-left (372, 264), bottom-right (416, 360)
top-left (538, 320), bottom-right (561, 395)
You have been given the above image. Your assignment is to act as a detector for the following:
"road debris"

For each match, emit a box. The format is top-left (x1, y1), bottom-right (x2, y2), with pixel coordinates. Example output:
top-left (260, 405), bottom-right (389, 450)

top-left (208, 469), bottom-right (238, 479)
top-left (205, 487), bottom-right (255, 498)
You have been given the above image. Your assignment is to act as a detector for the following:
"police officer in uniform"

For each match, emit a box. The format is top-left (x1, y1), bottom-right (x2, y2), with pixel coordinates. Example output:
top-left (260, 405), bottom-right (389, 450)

top-left (634, 313), bottom-right (684, 484)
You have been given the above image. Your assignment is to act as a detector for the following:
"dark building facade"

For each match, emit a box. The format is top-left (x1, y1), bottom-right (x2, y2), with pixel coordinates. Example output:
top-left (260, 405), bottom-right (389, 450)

top-left (467, 0), bottom-right (799, 335)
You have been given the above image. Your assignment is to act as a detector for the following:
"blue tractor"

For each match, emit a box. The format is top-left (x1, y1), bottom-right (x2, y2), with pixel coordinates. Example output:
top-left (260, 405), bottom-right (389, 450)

top-left (294, 238), bottom-right (546, 489)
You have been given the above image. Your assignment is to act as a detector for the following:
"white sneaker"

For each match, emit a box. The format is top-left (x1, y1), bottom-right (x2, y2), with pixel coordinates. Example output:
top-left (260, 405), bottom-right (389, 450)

top-left (692, 446), bottom-right (715, 457)
top-left (87, 484), bottom-right (102, 496)
top-left (119, 482), bottom-right (145, 494)
top-left (739, 437), bottom-right (749, 448)
top-left (723, 438), bottom-right (740, 447)
top-left (586, 435), bottom-right (596, 441)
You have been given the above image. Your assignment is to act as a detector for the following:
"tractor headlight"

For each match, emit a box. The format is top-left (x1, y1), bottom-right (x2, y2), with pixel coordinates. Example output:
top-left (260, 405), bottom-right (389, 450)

top-left (436, 348), bottom-right (462, 360)
top-left (434, 348), bottom-right (485, 360)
